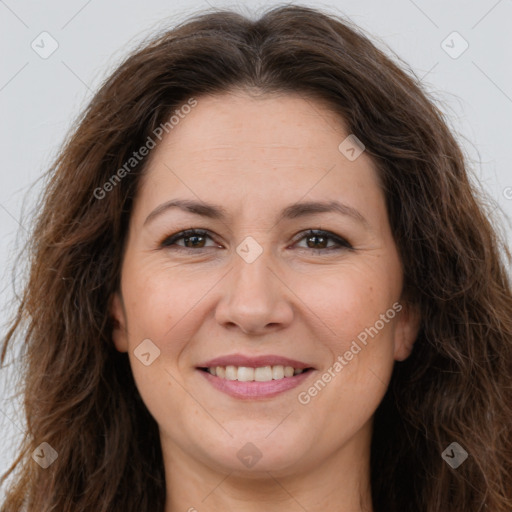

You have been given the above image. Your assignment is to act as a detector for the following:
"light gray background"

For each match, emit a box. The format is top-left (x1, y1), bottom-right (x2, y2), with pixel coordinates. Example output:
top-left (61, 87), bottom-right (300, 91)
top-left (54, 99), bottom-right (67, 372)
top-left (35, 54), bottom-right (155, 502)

top-left (1, 0), bottom-right (511, 494)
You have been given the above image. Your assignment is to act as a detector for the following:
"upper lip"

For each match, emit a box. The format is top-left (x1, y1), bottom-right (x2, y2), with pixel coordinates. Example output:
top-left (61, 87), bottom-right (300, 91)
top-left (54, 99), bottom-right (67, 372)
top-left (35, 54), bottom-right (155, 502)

top-left (197, 354), bottom-right (313, 370)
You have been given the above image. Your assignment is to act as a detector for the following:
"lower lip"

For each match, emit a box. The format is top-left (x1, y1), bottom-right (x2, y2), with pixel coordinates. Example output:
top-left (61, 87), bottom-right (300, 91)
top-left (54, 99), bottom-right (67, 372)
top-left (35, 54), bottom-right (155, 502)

top-left (198, 369), bottom-right (313, 399)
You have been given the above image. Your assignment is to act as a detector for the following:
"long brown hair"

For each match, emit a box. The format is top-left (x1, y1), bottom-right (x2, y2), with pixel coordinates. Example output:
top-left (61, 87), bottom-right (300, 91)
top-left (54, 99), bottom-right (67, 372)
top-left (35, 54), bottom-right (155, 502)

top-left (2, 5), bottom-right (511, 511)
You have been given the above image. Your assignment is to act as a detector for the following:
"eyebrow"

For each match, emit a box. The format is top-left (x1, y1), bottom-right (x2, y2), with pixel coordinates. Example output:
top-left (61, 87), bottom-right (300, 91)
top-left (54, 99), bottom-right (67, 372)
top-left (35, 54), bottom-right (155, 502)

top-left (143, 198), bottom-right (369, 227)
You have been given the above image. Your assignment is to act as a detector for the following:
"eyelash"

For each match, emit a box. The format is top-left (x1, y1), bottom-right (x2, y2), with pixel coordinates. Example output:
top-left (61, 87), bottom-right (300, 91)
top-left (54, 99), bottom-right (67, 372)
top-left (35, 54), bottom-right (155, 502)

top-left (160, 228), bottom-right (353, 253)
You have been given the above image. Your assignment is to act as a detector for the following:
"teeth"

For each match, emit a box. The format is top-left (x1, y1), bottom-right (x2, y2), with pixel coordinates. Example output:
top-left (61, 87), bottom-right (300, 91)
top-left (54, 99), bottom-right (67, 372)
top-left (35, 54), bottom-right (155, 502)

top-left (205, 365), bottom-right (307, 381)
top-left (272, 365), bottom-right (284, 379)
top-left (254, 366), bottom-right (273, 382)
top-left (237, 367), bottom-right (254, 382)
top-left (225, 365), bottom-right (237, 380)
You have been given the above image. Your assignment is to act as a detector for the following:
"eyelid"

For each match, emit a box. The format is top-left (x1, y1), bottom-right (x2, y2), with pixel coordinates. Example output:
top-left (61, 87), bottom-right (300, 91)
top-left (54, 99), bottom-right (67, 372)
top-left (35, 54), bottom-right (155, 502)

top-left (290, 229), bottom-right (352, 250)
top-left (160, 228), bottom-right (353, 251)
top-left (160, 228), bottom-right (217, 248)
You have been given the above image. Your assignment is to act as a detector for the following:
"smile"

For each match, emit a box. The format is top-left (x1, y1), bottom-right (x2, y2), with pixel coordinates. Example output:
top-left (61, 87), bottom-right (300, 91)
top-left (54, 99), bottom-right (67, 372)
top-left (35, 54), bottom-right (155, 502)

top-left (200, 365), bottom-right (309, 381)
top-left (196, 354), bottom-right (315, 399)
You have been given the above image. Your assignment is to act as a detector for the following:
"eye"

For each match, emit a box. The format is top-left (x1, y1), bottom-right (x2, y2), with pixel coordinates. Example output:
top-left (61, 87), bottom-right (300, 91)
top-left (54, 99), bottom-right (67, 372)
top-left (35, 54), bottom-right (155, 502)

top-left (292, 229), bottom-right (352, 252)
top-left (160, 229), bottom-right (219, 250)
top-left (160, 228), bottom-right (352, 253)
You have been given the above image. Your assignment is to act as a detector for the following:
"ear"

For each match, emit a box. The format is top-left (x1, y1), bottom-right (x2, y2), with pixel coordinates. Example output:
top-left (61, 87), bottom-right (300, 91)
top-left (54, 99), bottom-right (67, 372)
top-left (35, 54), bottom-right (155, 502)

top-left (109, 291), bottom-right (129, 353)
top-left (393, 301), bottom-right (421, 362)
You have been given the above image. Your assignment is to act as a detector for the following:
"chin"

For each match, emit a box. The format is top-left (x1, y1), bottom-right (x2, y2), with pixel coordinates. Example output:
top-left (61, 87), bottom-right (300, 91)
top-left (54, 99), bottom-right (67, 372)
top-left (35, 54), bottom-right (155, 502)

top-left (196, 433), bottom-right (311, 476)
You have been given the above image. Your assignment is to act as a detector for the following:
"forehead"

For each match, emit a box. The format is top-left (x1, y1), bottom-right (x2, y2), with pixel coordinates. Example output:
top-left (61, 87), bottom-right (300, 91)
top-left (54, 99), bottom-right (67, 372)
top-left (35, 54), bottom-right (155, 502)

top-left (156, 90), bottom-right (351, 155)
top-left (133, 90), bottom-right (384, 227)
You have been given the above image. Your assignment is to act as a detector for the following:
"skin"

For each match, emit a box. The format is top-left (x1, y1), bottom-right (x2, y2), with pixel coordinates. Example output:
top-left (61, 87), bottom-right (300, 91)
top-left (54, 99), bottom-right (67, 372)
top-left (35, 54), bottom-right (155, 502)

top-left (110, 89), bottom-right (421, 512)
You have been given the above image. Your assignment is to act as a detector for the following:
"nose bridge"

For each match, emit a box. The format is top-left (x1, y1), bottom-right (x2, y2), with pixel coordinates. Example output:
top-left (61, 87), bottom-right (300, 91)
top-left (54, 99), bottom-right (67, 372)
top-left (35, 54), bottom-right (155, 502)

top-left (215, 236), bottom-right (293, 334)
top-left (232, 236), bottom-right (277, 306)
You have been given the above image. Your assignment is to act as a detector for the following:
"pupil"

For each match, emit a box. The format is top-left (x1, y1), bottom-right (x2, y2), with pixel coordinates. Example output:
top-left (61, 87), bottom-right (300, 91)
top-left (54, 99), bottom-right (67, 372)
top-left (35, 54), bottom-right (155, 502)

top-left (183, 234), bottom-right (328, 249)
top-left (186, 235), bottom-right (204, 248)
top-left (308, 235), bottom-right (326, 249)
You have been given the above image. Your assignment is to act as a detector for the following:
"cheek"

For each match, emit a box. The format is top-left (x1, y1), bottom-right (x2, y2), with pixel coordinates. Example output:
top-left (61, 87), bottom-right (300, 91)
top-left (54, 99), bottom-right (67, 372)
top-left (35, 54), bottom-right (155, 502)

top-left (299, 264), bottom-right (398, 347)
top-left (296, 263), bottom-right (399, 408)
top-left (297, 286), bottom-right (398, 442)
top-left (119, 266), bottom-right (191, 402)
top-left (122, 259), bottom-right (199, 345)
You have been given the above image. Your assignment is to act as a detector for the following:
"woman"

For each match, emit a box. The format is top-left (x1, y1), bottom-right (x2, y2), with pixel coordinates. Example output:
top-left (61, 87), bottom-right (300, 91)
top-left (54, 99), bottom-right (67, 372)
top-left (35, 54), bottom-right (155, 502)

top-left (1, 5), bottom-right (511, 511)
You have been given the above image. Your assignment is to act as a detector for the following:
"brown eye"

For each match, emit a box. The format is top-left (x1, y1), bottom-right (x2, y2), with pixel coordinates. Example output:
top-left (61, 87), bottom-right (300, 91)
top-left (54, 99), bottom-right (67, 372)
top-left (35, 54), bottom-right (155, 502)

top-left (160, 228), bottom-right (352, 253)
top-left (181, 234), bottom-right (206, 248)
top-left (294, 229), bottom-right (352, 252)
top-left (161, 229), bottom-right (217, 250)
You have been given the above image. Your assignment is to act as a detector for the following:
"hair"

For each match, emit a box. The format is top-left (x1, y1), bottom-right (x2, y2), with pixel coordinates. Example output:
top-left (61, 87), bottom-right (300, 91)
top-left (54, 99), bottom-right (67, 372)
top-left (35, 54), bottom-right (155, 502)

top-left (1, 4), bottom-right (511, 511)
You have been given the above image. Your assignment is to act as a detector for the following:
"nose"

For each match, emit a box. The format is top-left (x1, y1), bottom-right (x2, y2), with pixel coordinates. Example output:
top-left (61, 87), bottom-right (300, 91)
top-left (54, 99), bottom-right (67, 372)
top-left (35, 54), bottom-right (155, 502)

top-left (214, 244), bottom-right (294, 336)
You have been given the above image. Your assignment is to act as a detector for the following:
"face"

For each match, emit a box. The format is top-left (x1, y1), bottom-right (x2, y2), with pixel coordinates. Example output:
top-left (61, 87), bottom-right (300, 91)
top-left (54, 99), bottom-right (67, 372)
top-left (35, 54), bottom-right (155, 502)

top-left (110, 90), bottom-right (420, 478)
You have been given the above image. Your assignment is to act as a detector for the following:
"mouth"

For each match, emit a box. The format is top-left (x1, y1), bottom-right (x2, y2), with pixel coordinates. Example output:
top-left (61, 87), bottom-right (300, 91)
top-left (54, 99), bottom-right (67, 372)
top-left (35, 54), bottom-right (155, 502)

top-left (196, 354), bottom-right (315, 399)
top-left (198, 365), bottom-right (313, 381)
